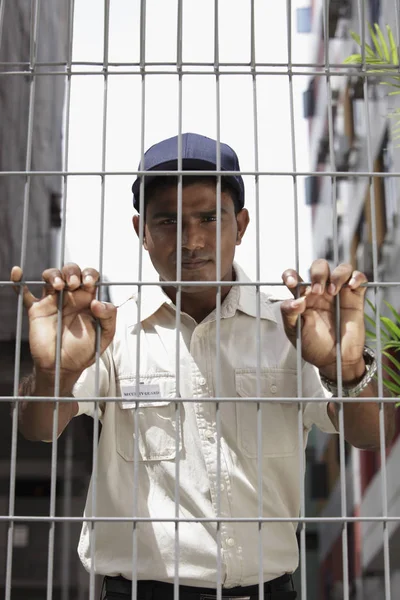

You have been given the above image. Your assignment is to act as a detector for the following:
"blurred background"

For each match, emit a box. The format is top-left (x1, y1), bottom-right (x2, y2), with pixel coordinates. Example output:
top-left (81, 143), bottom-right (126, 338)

top-left (1, 0), bottom-right (400, 598)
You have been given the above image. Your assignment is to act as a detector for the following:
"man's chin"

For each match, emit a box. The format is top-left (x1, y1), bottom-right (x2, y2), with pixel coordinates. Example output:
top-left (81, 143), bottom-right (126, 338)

top-left (180, 265), bottom-right (216, 291)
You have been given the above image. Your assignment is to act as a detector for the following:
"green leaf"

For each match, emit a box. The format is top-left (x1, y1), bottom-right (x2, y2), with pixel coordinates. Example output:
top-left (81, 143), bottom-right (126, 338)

top-left (380, 82), bottom-right (400, 88)
top-left (387, 24), bottom-right (399, 65)
top-left (350, 31), bottom-right (377, 58)
top-left (364, 315), bottom-right (377, 331)
top-left (384, 301), bottom-right (400, 324)
top-left (381, 341), bottom-right (400, 352)
top-left (375, 23), bottom-right (391, 62)
top-left (365, 319), bottom-right (391, 343)
top-left (366, 298), bottom-right (377, 313)
top-left (381, 317), bottom-right (400, 340)
top-left (366, 329), bottom-right (378, 339)
top-left (382, 362), bottom-right (400, 390)
top-left (380, 377), bottom-right (400, 396)
top-left (369, 22), bottom-right (384, 59)
top-left (343, 54), bottom-right (362, 64)
top-left (382, 350), bottom-right (400, 372)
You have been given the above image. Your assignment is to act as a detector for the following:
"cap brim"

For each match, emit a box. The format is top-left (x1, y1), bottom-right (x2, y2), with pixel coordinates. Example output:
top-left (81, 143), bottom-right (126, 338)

top-left (132, 159), bottom-right (244, 212)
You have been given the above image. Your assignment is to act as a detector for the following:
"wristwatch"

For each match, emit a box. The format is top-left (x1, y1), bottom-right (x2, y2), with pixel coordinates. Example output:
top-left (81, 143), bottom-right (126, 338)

top-left (319, 346), bottom-right (377, 397)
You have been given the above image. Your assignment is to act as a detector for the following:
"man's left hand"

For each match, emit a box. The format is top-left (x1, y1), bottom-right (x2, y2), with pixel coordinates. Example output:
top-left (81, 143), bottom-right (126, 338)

top-left (281, 260), bottom-right (367, 383)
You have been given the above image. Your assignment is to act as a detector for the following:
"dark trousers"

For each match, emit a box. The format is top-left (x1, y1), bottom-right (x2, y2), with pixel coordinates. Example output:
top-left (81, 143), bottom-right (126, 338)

top-left (101, 575), bottom-right (297, 600)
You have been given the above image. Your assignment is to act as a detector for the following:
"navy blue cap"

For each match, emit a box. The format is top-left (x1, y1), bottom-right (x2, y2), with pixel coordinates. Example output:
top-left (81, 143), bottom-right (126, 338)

top-left (132, 132), bottom-right (245, 212)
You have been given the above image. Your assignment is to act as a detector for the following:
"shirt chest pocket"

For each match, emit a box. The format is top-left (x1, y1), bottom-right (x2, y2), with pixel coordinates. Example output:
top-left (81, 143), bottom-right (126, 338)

top-left (235, 368), bottom-right (299, 458)
top-left (115, 375), bottom-right (181, 462)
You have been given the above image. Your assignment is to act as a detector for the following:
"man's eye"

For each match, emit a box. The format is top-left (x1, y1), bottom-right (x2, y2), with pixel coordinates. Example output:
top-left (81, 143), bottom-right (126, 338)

top-left (203, 216), bottom-right (217, 222)
top-left (161, 219), bottom-right (177, 225)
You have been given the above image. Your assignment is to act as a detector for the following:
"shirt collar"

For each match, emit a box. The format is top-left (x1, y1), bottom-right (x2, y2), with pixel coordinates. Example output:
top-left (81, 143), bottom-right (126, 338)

top-left (231, 263), bottom-right (277, 323)
top-left (130, 262), bottom-right (278, 325)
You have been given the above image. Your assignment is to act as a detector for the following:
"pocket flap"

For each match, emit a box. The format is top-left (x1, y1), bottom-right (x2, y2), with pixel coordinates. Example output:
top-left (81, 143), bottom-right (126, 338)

top-left (235, 368), bottom-right (298, 398)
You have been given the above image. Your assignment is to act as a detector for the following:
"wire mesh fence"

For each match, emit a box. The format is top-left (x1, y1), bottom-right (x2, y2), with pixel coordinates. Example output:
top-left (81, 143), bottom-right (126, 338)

top-left (1, 1), bottom-right (400, 599)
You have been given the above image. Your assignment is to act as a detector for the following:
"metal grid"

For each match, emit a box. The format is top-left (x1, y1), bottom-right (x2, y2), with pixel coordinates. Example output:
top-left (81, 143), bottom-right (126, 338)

top-left (0, 1), bottom-right (399, 599)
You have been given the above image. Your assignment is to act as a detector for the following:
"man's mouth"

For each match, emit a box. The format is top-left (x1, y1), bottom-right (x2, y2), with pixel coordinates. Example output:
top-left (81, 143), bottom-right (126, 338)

top-left (180, 259), bottom-right (210, 270)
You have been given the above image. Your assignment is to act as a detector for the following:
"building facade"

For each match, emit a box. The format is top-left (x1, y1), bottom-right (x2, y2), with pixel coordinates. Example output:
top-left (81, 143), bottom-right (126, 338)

top-left (0, 3), bottom-right (95, 598)
top-left (304, 0), bottom-right (400, 598)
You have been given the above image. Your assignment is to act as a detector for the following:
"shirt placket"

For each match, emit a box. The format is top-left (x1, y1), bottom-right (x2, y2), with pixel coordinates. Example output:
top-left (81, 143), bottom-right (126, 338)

top-left (191, 323), bottom-right (242, 588)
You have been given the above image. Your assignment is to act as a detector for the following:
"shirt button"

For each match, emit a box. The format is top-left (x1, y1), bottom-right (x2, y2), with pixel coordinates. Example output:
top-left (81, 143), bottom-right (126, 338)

top-left (205, 429), bottom-right (214, 440)
top-left (199, 377), bottom-right (206, 386)
top-left (270, 384), bottom-right (277, 394)
top-left (226, 538), bottom-right (235, 547)
top-left (220, 483), bottom-right (225, 492)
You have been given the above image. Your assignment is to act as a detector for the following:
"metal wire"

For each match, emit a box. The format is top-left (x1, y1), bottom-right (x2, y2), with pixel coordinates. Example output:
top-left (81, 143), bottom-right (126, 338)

top-left (0, 514), bottom-right (398, 524)
top-left (214, 2), bottom-right (223, 599)
top-left (5, 2), bottom-right (41, 599)
top-left (1, 168), bottom-right (400, 177)
top-left (174, 2), bottom-right (183, 599)
top-left (131, 2), bottom-right (148, 599)
top-left (250, 3), bottom-right (263, 600)
top-left (4, 1), bottom-right (399, 598)
top-left (285, 1), bottom-right (308, 598)
top-left (0, 59), bottom-right (399, 69)
top-left (1, 65), bottom-right (400, 77)
top-left (0, 0), bottom-right (5, 55)
top-left (357, 0), bottom-right (392, 597)
top-left (85, 4), bottom-right (111, 599)
top-left (321, 1), bottom-right (350, 597)
top-left (2, 395), bottom-right (397, 404)
top-left (60, 4), bottom-right (76, 599)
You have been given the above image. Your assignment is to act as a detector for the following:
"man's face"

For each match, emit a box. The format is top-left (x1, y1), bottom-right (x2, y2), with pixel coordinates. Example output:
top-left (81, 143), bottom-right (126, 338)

top-left (133, 182), bottom-right (249, 291)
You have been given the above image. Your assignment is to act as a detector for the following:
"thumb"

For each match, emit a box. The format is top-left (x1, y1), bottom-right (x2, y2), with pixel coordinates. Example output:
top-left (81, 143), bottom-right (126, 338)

top-left (90, 300), bottom-right (117, 350)
top-left (280, 296), bottom-right (306, 345)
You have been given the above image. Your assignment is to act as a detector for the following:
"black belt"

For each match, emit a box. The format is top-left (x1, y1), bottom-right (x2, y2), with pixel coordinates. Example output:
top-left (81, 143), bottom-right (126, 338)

top-left (102, 575), bottom-right (297, 600)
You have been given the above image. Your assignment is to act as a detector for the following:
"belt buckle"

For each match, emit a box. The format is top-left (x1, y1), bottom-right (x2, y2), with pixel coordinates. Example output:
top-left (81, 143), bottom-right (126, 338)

top-left (200, 596), bottom-right (250, 600)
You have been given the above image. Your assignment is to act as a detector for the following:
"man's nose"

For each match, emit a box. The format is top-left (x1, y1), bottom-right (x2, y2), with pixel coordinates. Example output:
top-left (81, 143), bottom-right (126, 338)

top-left (181, 223), bottom-right (205, 251)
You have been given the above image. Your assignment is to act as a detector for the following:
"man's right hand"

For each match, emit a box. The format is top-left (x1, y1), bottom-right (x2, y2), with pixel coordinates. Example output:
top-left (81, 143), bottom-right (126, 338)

top-left (11, 263), bottom-right (117, 390)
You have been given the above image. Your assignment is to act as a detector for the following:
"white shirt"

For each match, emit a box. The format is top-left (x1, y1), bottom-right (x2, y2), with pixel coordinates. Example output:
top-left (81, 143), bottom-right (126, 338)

top-left (74, 264), bottom-right (336, 588)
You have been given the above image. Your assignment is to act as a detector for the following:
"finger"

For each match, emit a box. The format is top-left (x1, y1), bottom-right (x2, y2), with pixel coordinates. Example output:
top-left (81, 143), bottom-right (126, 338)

top-left (328, 262), bottom-right (353, 295)
top-left (90, 300), bottom-right (117, 350)
top-left (81, 267), bottom-right (100, 293)
top-left (10, 266), bottom-right (37, 309)
top-left (347, 269), bottom-right (368, 295)
top-left (61, 263), bottom-right (82, 291)
top-left (281, 269), bottom-right (306, 298)
top-left (280, 296), bottom-right (307, 340)
top-left (309, 259), bottom-right (330, 295)
top-left (42, 268), bottom-right (66, 295)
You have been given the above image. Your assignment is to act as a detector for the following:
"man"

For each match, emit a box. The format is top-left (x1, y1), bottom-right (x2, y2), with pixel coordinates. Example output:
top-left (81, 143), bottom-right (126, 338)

top-left (12, 133), bottom-right (394, 600)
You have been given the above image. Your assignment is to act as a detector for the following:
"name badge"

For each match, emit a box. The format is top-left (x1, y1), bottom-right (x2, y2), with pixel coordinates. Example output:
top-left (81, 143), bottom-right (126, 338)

top-left (120, 382), bottom-right (169, 409)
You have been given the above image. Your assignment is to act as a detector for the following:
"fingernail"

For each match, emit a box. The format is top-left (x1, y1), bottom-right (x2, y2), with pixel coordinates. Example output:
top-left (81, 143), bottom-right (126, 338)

top-left (349, 277), bottom-right (356, 287)
top-left (312, 283), bottom-right (322, 294)
top-left (286, 275), bottom-right (296, 286)
top-left (84, 275), bottom-right (94, 284)
top-left (54, 277), bottom-right (63, 286)
top-left (69, 275), bottom-right (80, 286)
top-left (328, 283), bottom-right (336, 295)
top-left (291, 297), bottom-right (305, 308)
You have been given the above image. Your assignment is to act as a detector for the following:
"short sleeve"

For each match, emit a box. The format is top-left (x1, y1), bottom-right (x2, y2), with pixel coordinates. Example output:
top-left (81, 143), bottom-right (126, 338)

top-left (73, 348), bottom-right (113, 420)
top-left (302, 361), bottom-right (338, 434)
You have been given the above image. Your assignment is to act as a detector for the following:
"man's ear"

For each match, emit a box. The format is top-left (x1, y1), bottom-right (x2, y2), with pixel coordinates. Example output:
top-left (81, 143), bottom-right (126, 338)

top-left (235, 208), bottom-right (249, 246)
top-left (132, 215), bottom-right (148, 249)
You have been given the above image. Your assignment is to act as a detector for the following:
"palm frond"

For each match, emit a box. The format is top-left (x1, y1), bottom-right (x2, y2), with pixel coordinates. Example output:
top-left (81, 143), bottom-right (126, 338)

top-left (365, 300), bottom-right (400, 400)
top-left (368, 22), bottom-right (385, 59)
top-left (345, 24), bottom-right (400, 144)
